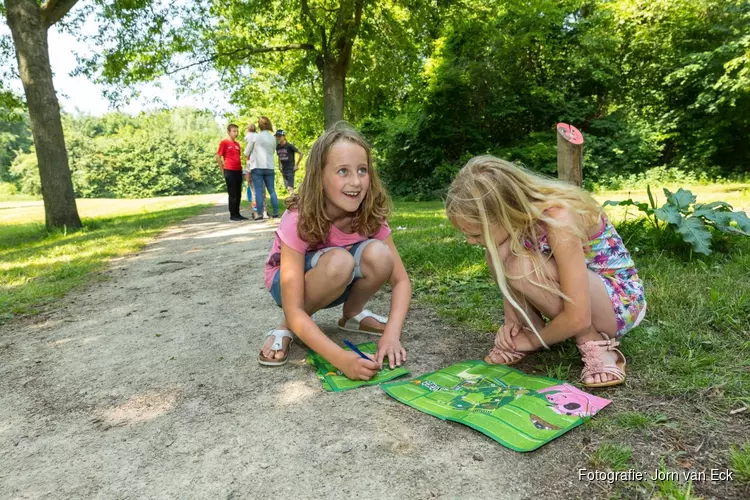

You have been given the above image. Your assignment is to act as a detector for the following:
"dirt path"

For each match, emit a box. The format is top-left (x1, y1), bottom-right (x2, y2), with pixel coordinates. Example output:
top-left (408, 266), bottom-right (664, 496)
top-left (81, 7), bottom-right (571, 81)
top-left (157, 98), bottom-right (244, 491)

top-left (0, 205), bottom-right (580, 499)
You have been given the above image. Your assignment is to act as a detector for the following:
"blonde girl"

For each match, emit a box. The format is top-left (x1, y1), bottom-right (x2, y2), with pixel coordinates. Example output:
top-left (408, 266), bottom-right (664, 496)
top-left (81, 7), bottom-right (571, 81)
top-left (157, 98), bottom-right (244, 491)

top-left (446, 156), bottom-right (646, 388)
top-left (259, 124), bottom-right (411, 380)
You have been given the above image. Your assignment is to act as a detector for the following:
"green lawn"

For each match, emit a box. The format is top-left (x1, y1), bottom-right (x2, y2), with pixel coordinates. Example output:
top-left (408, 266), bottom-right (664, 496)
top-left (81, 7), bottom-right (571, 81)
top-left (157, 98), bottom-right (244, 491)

top-left (0, 194), bottom-right (218, 321)
top-left (390, 184), bottom-right (750, 496)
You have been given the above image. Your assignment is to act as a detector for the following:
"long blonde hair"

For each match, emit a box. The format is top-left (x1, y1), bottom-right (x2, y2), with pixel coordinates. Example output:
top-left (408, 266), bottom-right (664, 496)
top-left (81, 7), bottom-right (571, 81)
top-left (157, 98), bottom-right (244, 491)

top-left (287, 123), bottom-right (390, 247)
top-left (445, 156), bottom-right (603, 347)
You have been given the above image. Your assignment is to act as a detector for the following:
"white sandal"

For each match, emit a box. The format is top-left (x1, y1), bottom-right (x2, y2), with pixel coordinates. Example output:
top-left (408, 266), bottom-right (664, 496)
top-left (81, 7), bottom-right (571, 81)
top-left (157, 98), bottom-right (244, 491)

top-left (337, 309), bottom-right (388, 335)
top-left (258, 329), bottom-right (294, 366)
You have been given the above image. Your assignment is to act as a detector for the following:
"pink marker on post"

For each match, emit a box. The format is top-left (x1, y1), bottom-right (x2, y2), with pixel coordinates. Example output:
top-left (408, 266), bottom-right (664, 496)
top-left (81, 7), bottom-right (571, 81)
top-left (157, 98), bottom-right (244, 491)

top-left (556, 123), bottom-right (583, 145)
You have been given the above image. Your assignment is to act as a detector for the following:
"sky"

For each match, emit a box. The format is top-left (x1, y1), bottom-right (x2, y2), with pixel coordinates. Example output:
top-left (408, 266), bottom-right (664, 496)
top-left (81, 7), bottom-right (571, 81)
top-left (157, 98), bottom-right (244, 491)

top-left (2, 15), bottom-right (233, 118)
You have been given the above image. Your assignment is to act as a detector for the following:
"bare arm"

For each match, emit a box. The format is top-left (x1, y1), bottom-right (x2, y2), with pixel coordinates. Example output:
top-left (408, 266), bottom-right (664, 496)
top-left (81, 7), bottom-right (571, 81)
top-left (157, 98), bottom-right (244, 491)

top-left (216, 154), bottom-right (224, 170)
top-left (381, 235), bottom-right (412, 339)
top-left (530, 211), bottom-right (592, 347)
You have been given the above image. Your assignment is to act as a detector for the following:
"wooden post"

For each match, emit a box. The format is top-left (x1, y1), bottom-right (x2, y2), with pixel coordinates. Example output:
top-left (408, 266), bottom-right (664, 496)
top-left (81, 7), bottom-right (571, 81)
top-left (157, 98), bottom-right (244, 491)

top-left (556, 123), bottom-right (583, 186)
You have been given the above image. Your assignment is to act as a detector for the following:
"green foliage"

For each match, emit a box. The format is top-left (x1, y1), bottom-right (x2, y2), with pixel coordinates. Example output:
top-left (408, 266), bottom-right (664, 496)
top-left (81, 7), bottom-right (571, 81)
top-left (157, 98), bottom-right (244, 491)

top-left (10, 152), bottom-right (41, 195)
top-left (5, 0), bottom-right (748, 201)
top-left (597, 166), bottom-right (720, 192)
top-left (604, 187), bottom-right (750, 255)
top-left (370, 0), bottom-right (750, 198)
top-left (373, 0), bottom-right (624, 196)
top-left (0, 181), bottom-right (17, 198)
top-left (82, 0), bottom-right (437, 131)
top-left (730, 443), bottom-right (750, 483)
top-left (9, 108), bottom-right (225, 198)
top-left (0, 106), bottom-right (32, 181)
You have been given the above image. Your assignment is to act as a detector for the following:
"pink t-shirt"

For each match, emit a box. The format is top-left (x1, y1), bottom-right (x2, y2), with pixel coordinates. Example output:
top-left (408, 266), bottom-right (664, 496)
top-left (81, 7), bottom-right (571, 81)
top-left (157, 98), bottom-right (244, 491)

top-left (264, 209), bottom-right (391, 290)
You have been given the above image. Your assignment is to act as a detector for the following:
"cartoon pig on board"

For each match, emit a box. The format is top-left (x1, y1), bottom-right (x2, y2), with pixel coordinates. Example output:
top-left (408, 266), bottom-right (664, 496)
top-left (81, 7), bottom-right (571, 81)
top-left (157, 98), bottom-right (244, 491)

top-left (538, 383), bottom-right (610, 418)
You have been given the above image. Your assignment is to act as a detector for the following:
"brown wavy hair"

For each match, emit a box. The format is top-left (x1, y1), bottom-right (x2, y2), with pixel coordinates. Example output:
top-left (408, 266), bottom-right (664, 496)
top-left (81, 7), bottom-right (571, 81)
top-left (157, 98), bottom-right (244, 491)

top-left (287, 123), bottom-right (390, 247)
top-left (258, 116), bottom-right (273, 131)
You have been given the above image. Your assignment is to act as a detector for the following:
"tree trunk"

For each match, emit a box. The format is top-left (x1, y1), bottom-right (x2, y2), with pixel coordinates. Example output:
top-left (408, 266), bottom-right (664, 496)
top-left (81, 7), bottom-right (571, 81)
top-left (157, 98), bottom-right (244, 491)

top-left (322, 57), bottom-right (346, 129)
top-left (4, 0), bottom-right (82, 230)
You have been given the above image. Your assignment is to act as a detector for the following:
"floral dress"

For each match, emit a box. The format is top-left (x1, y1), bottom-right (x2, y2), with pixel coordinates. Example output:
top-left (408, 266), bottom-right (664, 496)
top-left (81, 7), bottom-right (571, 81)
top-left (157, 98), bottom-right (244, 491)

top-left (524, 215), bottom-right (646, 336)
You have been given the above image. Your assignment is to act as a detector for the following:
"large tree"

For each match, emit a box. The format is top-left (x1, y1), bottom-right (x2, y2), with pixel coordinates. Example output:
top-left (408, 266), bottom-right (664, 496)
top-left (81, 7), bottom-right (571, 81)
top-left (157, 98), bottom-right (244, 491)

top-left (2, 0), bottom-right (83, 229)
top-left (86, 0), bottom-right (438, 129)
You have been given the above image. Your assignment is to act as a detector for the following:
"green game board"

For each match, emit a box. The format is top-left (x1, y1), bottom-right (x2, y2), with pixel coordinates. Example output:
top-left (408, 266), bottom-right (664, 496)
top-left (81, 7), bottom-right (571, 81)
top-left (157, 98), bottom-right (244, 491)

top-left (382, 360), bottom-right (611, 452)
top-left (306, 341), bottom-right (410, 392)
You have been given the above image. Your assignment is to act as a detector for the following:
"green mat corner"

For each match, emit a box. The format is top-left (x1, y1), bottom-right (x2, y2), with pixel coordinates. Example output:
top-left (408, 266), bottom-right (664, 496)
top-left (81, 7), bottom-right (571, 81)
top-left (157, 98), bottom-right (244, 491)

top-left (306, 341), bottom-right (410, 392)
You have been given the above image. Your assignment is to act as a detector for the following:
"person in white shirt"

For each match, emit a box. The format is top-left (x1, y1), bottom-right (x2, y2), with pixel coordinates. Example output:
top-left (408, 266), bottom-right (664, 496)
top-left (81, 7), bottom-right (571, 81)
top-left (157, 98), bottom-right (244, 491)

top-left (245, 116), bottom-right (280, 220)
top-left (244, 123), bottom-right (259, 217)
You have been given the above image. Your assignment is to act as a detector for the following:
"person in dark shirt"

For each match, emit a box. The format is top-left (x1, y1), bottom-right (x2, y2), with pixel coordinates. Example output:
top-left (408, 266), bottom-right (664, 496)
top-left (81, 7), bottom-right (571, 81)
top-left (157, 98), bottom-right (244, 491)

top-left (274, 129), bottom-right (304, 195)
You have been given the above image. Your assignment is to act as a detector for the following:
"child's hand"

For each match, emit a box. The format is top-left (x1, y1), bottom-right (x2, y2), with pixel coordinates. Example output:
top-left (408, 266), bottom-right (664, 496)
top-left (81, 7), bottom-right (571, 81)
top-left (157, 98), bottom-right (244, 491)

top-left (495, 321), bottom-right (522, 351)
top-left (376, 335), bottom-right (407, 370)
top-left (339, 351), bottom-right (379, 380)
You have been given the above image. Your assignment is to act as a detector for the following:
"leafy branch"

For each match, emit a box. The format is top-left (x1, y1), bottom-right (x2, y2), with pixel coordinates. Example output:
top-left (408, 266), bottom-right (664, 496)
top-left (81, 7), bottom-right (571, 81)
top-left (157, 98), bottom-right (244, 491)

top-left (164, 43), bottom-right (316, 76)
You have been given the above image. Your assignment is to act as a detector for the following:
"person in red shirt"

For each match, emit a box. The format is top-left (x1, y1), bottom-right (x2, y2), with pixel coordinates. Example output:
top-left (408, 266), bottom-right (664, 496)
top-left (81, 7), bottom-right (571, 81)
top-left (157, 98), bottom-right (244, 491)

top-left (216, 124), bottom-right (247, 221)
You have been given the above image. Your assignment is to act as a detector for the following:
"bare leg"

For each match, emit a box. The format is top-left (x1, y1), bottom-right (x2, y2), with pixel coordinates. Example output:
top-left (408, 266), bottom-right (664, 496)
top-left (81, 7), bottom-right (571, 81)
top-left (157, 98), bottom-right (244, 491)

top-left (494, 251), bottom-right (621, 384)
top-left (261, 249), bottom-right (355, 360)
top-left (341, 241), bottom-right (394, 330)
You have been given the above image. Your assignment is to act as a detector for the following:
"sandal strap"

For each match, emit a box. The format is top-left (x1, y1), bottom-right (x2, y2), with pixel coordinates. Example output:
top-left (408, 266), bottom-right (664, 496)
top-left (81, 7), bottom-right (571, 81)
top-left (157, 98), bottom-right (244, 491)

top-left (488, 345), bottom-right (525, 363)
top-left (265, 329), bottom-right (293, 351)
top-left (578, 337), bottom-right (626, 382)
top-left (580, 362), bottom-right (625, 381)
top-left (344, 309), bottom-right (388, 330)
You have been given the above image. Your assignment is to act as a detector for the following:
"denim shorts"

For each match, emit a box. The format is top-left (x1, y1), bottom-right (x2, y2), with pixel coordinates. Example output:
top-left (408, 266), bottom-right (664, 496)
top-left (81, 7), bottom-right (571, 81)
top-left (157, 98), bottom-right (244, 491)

top-left (270, 239), bottom-right (378, 308)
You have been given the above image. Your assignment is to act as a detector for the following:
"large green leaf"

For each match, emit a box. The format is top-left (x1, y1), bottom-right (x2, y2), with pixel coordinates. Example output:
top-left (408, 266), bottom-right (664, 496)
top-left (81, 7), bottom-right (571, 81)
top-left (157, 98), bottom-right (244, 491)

top-left (727, 211), bottom-right (750, 234)
top-left (695, 204), bottom-right (750, 235)
top-left (693, 201), bottom-right (734, 214)
top-left (676, 217), bottom-right (712, 255)
top-left (663, 188), bottom-right (696, 212)
top-left (654, 204), bottom-right (683, 225)
top-left (700, 210), bottom-right (736, 233)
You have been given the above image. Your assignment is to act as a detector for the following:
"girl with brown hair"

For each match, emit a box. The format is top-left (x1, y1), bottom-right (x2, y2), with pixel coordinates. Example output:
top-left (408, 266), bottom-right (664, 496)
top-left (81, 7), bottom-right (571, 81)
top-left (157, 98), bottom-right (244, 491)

top-left (259, 124), bottom-right (412, 380)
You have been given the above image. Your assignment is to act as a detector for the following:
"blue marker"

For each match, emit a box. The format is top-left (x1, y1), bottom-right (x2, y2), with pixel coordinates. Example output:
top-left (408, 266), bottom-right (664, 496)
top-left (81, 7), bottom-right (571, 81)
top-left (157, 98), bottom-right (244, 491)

top-left (343, 339), bottom-right (374, 362)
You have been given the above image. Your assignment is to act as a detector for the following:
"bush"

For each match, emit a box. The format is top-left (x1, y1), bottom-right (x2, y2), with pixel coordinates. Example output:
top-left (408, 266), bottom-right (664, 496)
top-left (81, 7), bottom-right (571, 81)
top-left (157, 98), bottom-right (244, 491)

top-left (10, 152), bottom-right (41, 195)
top-left (9, 109), bottom-right (226, 199)
top-left (0, 181), bottom-right (18, 197)
top-left (605, 186), bottom-right (750, 255)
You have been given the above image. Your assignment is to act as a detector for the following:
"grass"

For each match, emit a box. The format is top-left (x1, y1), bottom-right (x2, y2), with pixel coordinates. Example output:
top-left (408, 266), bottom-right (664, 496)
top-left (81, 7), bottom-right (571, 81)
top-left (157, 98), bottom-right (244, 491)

top-left (0, 194), bottom-right (217, 321)
top-left (730, 443), bottom-right (750, 483)
top-left (390, 183), bottom-right (750, 498)
top-left (590, 442), bottom-right (633, 471)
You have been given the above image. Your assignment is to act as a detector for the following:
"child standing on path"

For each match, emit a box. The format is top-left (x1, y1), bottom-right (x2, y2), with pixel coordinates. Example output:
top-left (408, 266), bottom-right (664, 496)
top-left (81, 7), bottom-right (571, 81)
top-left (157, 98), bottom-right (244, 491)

top-left (259, 125), bottom-right (412, 380)
top-left (274, 129), bottom-right (304, 195)
top-left (244, 123), bottom-right (258, 217)
top-left (216, 124), bottom-right (247, 221)
top-left (247, 116), bottom-right (280, 221)
top-left (446, 156), bottom-right (646, 388)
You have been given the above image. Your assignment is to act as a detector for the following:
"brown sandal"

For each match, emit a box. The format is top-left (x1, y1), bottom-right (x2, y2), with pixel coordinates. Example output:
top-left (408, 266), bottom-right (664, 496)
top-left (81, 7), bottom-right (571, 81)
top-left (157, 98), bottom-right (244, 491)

top-left (578, 334), bottom-right (626, 388)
